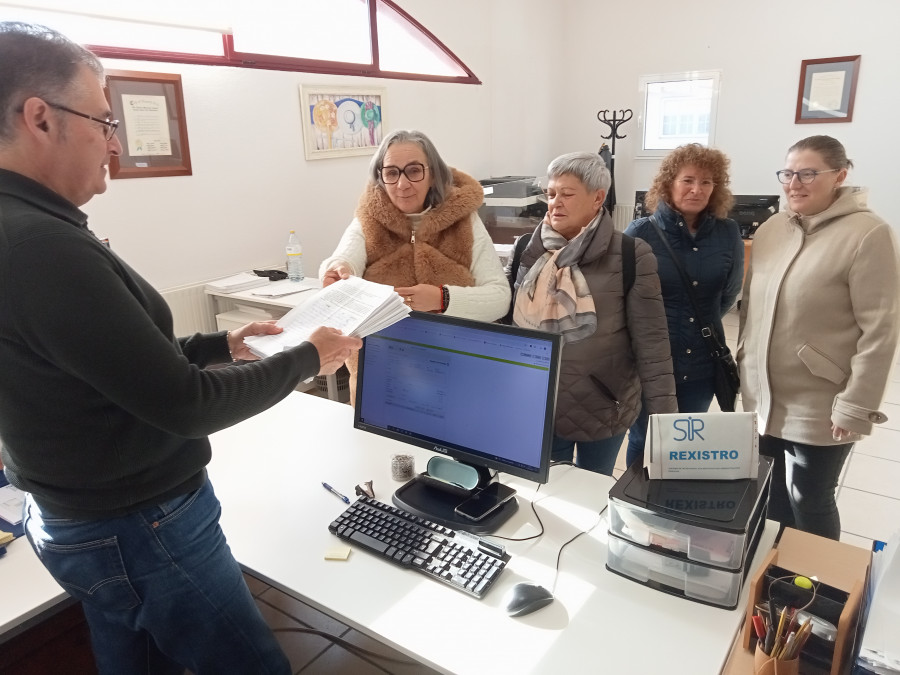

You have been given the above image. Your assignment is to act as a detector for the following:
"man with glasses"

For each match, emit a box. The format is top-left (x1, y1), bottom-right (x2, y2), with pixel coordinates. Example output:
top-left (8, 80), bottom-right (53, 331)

top-left (0, 22), bottom-right (360, 673)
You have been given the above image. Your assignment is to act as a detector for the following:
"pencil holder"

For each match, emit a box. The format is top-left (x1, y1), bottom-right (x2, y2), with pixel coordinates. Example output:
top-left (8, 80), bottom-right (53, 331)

top-left (754, 643), bottom-right (800, 675)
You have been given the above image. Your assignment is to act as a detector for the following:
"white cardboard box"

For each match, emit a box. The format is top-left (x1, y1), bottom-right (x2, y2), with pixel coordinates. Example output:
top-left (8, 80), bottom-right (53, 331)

top-left (644, 412), bottom-right (759, 480)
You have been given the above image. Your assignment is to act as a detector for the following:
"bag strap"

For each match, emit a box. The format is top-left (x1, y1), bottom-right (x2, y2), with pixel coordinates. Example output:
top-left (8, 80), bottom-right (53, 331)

top-left (621, 232), bottom-right (635, 296)
top-left (502, 230), bottom-right (533, 324)
top-left (648, 215), bottom-right (728, 357)
top-left (508, 230), bottom-right (532, 287)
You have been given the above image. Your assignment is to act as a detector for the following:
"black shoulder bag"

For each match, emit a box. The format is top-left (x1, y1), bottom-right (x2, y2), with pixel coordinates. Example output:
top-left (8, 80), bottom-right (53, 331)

top-left (649, 216), bottom-right (740, 412)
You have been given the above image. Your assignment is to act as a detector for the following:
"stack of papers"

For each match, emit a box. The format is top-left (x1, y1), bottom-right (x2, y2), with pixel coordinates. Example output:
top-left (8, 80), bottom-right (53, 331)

top-left (857, 532), bottom-right (900, 674)
top-left (244, 276), bottom-right (410, 359)
top-left (205, 272), bottom-right (268, 294)
top-left (250, 278), bottom-right (322, 298)
top-left (0, 482), bottom-right (24, 526)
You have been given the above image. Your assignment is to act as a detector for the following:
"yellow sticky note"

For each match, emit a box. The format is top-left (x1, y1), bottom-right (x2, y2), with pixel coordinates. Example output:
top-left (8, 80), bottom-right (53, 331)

top-left (324, 546), bottom-right (351, 561)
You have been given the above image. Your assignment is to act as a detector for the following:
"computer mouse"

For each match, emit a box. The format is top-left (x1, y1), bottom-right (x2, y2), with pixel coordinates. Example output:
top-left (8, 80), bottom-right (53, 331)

top-left (503, 581), bottom-right (554, 617)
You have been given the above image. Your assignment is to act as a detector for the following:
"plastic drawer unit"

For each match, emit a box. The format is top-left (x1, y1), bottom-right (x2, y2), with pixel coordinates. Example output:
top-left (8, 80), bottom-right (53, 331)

top-left (607, 456), bottom-right (772, 572)
top-left (606, 528), bottom-right (757, 609)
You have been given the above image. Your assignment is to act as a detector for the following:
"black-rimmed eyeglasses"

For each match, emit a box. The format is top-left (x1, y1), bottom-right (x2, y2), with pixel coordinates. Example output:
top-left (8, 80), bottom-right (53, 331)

top-left (775, 168), bottom-right (839, 185)
top-left (48, 102), bottom-right (119, 141)
top-left (380, 162), bottom-right (428, 185)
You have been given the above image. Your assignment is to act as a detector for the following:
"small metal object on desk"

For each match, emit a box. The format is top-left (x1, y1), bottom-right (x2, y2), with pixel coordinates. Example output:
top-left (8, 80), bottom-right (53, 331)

top-left (355, 480), bottom-right (375, 499)
top-left (391, 454), bottom-right (415, 481)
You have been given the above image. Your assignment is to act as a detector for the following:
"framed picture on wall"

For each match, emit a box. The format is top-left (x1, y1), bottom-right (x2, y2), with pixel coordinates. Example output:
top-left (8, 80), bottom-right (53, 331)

top-left (299, 86), bottom-right (385, 160)
top-left (105, 70), bottom-right (193, 178)
top-left (795, 55), bottom-right (861, 124)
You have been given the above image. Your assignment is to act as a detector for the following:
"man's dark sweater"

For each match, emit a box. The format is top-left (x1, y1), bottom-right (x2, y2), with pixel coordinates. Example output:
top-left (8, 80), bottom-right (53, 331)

top-left (0, 168), bottom-right (319, 518)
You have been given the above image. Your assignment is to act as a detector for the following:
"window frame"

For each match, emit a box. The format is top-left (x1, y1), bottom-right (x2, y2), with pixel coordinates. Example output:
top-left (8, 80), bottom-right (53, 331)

top-left (84, 0), bottom-right (480, 84)
top-left (637, 69), bottom-right (721, 158)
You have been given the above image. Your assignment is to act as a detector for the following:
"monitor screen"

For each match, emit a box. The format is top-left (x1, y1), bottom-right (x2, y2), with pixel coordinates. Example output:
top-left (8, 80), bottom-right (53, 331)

top-left (354, 312), bottom-right (561, 485)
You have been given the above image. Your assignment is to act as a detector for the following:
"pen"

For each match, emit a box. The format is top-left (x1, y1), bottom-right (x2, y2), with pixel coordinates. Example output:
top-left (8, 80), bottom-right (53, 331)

top-left (322, 482), bottom-right (350, 504)
top-left (772, 606), bottom-right (788, 656)
top-left (752, 614), bottom-right (767, 640)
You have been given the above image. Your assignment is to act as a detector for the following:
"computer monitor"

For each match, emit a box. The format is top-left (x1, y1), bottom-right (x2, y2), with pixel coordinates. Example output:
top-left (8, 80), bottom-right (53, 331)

top-left (354, 311), bottom-right (562, 533)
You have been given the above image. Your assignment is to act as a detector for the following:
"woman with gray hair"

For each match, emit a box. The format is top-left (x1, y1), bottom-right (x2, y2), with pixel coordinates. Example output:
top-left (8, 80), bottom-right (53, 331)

top-left (512, 152), bottom-right (676, 475)
top-left (320, 129), bottom-right (510, 394)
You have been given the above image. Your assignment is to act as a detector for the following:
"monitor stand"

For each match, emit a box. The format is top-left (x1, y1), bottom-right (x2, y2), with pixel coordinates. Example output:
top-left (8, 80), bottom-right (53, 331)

top-left (392, 477), bottom-right (518, 535)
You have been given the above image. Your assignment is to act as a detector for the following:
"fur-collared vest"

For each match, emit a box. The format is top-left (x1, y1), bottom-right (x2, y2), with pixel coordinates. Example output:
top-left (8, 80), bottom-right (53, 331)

top-left (357, 168), bottom-right (481, 288)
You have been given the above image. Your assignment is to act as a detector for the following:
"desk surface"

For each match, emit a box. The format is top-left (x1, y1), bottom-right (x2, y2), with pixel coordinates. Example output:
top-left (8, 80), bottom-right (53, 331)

top-left (205, 277), bottom-right (322, 311)
top-left (208, 393), bottom-right (777, 675)
top-left (0, 536), bottom-right (67, 642)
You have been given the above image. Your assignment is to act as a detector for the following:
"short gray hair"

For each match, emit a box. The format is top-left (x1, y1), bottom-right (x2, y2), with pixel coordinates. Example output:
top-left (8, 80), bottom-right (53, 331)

top-left (0, 22), bottom-right (104, 143)
top-left (368, 129), bottom-right (453, 208)
top-left (547, 151), bottom-right (611, 192)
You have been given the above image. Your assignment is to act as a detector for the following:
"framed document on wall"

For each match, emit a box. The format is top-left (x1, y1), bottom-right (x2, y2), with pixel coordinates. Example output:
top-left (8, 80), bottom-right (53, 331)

top-left (795, 55), bottom-right (860, 124)
top-left (105, 70), bottom-right (193, 178)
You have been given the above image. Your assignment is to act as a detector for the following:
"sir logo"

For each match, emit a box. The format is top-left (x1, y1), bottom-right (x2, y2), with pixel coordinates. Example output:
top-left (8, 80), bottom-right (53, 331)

top-left (672, 416), bottom-right (705, 441)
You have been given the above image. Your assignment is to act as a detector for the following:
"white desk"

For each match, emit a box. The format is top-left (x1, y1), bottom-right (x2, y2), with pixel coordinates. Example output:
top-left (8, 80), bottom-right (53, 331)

top-left (207, 393), bottom-right (777, 675)
top-left (205, 278), bottom-right (322, 319)
top-left (0, 536), bottom-right (68, 643)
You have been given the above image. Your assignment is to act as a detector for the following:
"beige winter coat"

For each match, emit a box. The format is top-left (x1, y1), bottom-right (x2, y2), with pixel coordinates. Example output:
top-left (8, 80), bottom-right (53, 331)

top-left (738, 187), bottom-right (900, 444)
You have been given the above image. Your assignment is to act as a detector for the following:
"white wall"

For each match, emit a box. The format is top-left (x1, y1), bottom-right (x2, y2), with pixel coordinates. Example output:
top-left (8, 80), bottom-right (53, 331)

top-left (79, 0), bottom-right (900, 294)
top-left (559, 0), bottom-right (900, 222)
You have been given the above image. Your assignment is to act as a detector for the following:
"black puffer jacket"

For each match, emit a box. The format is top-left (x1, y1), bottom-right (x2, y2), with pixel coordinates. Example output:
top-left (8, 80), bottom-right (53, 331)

top-left (626, 200), bottom-right (743, 383)
top-left (516, 209), bottom-right (677, 441)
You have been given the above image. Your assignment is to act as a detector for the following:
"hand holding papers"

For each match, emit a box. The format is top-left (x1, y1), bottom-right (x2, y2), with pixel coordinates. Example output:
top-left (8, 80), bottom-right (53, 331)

top-left (243, 276), bottom-right (410, 359)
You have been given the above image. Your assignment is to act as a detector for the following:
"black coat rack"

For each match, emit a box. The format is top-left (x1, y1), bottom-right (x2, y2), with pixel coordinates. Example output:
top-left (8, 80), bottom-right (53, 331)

top-left (596, 108), bottom-right (632, 212)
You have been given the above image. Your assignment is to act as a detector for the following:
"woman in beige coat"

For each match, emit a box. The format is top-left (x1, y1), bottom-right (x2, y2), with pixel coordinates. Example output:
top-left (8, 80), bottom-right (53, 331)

top-left (738, 135), bottom-right (900, 539)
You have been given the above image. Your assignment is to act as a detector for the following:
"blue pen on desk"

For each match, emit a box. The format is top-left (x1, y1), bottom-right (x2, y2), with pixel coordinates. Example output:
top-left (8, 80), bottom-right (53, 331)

top-left (322, 482), bottom-right (350, 504)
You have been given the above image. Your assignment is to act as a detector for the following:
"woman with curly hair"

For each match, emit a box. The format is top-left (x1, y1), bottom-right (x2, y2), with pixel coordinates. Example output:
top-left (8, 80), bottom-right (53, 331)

top-left (624, 144), bottom-right (743, 466)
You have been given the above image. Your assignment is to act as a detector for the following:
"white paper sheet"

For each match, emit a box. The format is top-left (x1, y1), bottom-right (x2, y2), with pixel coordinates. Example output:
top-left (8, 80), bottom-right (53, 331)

top-left (244, 276), bottom-right (409, 358)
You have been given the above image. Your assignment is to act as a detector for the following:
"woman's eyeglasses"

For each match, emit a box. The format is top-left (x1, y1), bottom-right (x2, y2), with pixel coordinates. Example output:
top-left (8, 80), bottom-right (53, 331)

top-left (381, 162), bottom-right (428, 184)
top-left (775, 168), bottom-right (839, 185)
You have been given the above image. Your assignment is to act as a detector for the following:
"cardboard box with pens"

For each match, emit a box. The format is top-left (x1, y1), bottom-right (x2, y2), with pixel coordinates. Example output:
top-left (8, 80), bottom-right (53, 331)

top-left (741, 528), bottom-right (870, 675)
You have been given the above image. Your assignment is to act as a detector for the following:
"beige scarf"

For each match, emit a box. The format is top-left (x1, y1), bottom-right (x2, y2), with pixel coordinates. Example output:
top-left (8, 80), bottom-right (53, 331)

top-left (513, 216), bottom-right (599, 344)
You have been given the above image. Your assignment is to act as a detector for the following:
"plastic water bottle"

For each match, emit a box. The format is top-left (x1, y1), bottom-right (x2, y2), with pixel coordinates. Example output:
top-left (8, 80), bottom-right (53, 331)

top-left (286, 230), bottom-right (304, 281)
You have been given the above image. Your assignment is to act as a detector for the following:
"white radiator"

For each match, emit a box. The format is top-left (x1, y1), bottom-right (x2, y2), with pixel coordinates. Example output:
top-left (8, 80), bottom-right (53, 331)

top-left (160, 283), bottom-right (217, 336)
top-left (613, 203), bottom-right (634, 231)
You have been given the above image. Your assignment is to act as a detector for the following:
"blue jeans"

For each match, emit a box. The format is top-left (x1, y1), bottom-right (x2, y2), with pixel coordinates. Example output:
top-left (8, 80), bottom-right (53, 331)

top-left (625, 377), bottom-right (715, 467)
top-left (551, 433), bottom-right (625, 476)
top-left (758, 435), bottom-right (853, 540)
top-left (24, 478), bottom-right (290, 675)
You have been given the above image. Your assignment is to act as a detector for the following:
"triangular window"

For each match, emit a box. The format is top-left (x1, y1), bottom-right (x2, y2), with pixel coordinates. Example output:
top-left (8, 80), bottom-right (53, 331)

top-left (0, 1), bottom-right (479, 84)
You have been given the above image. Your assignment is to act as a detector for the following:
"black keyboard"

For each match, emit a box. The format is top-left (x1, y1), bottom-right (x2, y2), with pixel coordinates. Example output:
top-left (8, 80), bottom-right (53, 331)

top-left (328, 496), bottom-right (509, 599)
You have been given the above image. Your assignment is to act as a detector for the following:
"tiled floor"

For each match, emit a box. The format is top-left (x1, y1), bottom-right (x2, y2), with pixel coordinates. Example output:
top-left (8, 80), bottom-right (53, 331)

top-left (244, 572), bottom-right (440, 675)
top-left (613, 308), bottom-right (900, 551)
